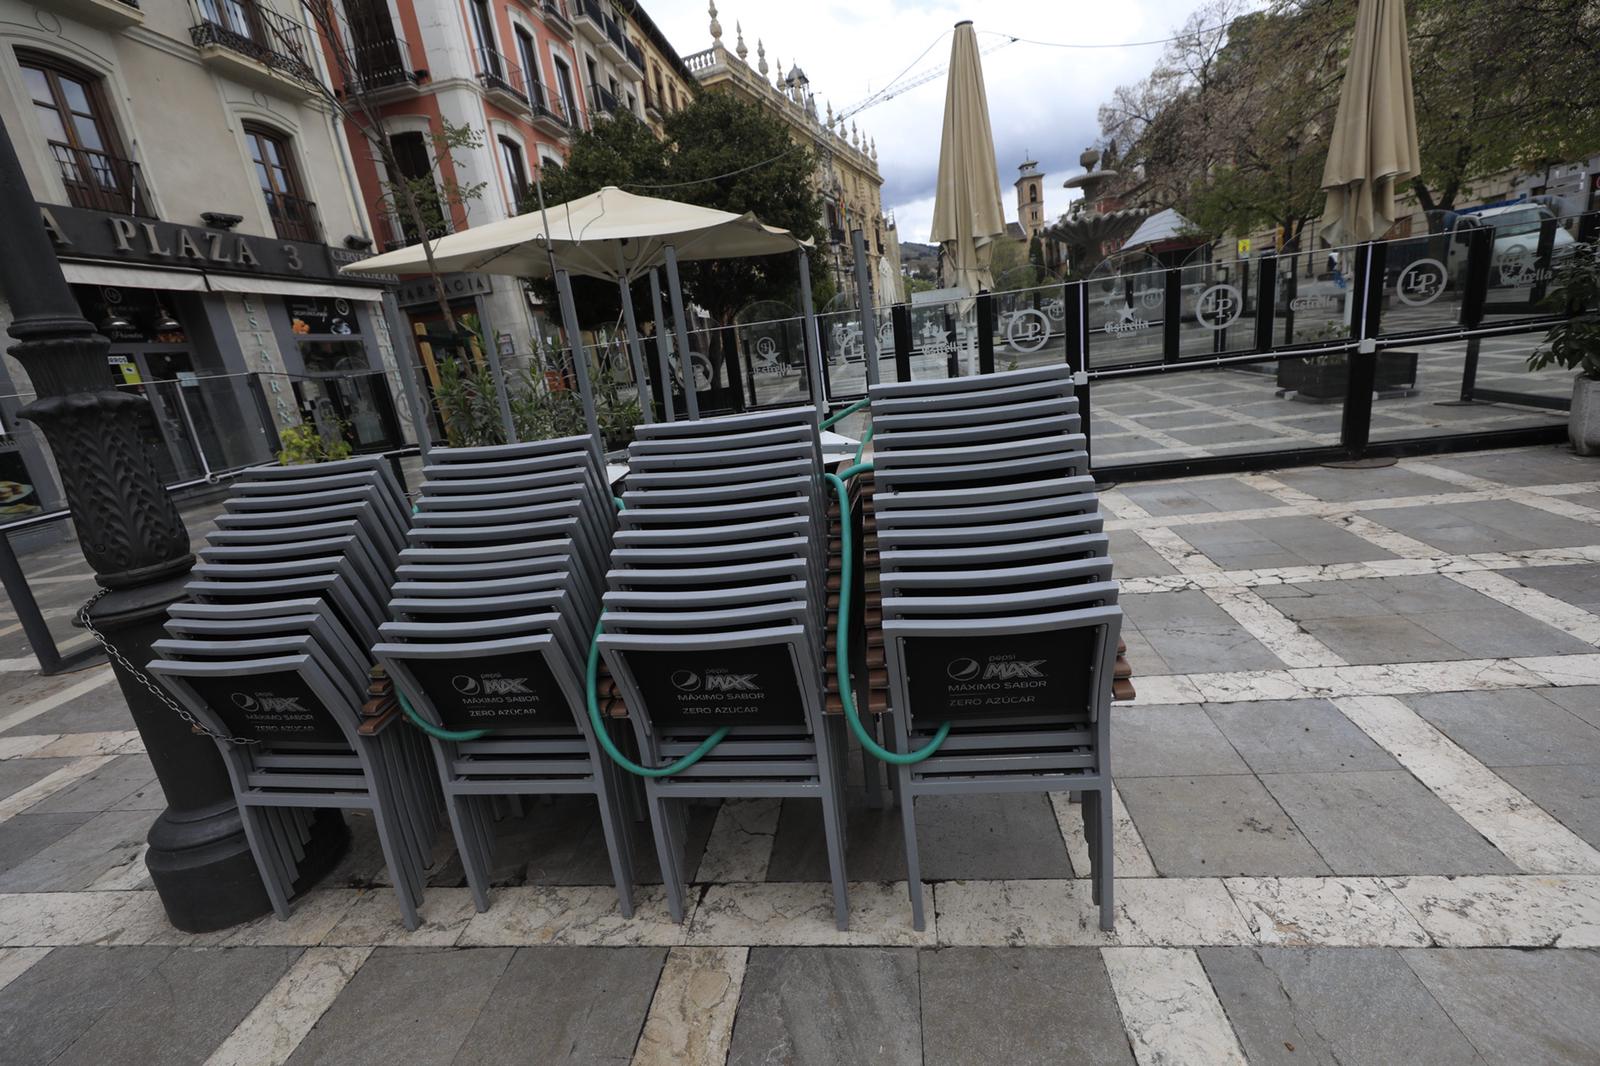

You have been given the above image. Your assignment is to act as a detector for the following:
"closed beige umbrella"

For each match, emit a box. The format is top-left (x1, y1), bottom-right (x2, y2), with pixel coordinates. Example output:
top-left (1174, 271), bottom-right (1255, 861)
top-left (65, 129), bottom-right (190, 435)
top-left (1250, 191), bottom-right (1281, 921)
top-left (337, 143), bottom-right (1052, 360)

top-left (1319, 0), bottom-right (1421, 245)
top-left (929, 20), bottom-right (1006, 294)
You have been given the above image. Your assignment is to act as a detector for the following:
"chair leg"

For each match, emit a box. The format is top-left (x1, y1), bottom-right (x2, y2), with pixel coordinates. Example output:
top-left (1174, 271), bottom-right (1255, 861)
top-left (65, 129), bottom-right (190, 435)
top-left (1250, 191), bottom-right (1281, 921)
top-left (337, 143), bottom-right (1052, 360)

top-left (594, 773), bottom-right (637, 918)
top-left (897, 767), bottom-right (924, 930)
top-left (644, 786), bottom-right (687, 923)
top-left (444, 792), bottom-right (492, 913)
top-left (239, 804), bottom-right (293, 921)
top-left (815, 731), bottom-right (851, 932)
top-left (369, 802), bottom-right (422, 931)
top-left (1084, 791), bottom-right (1101, 904)
top-left (1095, 787), bottom-right (1115, 931)
top-left (861, 718), bottom-right (883, 811)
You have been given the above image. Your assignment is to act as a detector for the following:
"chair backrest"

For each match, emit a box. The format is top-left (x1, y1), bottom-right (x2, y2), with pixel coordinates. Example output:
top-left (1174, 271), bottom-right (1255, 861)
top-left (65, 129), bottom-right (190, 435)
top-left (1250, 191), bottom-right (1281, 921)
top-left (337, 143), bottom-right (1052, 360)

top-left (883, 605), bottom-right (1122, 733)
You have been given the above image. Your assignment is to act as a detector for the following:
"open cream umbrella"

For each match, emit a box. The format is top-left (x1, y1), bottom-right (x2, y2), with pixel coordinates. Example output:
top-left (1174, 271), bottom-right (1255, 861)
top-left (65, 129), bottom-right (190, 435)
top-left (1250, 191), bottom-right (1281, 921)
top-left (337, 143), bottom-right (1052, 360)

top-left (341, 186), bottom-right (808, 282)
top-left (344, 186), bottom-right (814, 424)
top-left (1319, 0), bottom-right (1421, 246)
top-left (929, 20), bottom-right (1006, 296)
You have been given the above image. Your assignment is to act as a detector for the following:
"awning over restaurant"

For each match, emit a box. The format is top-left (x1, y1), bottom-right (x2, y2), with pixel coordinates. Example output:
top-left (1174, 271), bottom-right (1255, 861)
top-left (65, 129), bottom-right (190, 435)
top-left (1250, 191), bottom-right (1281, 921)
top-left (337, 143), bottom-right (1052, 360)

top-left (203, 275), bottom-right (385, 302)
top-left (61, 261), bottom-right (208, 292)
top-left (57, 260), bottom-right (385, 301)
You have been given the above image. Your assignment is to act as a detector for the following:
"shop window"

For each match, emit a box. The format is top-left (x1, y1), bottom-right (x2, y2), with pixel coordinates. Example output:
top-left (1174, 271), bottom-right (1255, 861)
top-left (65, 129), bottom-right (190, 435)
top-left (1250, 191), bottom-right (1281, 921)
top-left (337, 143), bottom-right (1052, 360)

top-left (244, 123), bottom-right (321, 243)
top-left (19, 51), bottom-right (147, 216)
top-left (0, 404), bottom-right (43, 517)
top-left (287, 298), bottom-right (398, 453)
top-left (286, 295), bottom-right (360, 338)
top-left (74, 285), bottom-right (188, 345)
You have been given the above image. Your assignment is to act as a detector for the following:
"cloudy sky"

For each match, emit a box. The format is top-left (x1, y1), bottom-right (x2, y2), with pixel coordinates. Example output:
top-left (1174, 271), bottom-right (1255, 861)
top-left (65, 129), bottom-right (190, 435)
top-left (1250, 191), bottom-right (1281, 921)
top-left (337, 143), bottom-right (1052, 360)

top-left (645, 0), bottom-right (1219, 243)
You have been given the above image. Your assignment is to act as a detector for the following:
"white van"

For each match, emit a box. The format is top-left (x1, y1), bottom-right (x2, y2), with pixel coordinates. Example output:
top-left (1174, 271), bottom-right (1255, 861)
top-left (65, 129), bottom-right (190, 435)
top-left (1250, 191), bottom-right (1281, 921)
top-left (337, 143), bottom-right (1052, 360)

top-left (1450, 202), bottom-right (1576, 289)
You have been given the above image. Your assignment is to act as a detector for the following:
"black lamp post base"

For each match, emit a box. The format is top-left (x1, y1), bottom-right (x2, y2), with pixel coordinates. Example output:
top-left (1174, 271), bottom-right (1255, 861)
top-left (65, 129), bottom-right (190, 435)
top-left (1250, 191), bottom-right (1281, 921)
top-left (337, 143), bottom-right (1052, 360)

top-left (146, 804), bottom-right (351, 933)
top-left (91, 578), bottom-right (350, 933)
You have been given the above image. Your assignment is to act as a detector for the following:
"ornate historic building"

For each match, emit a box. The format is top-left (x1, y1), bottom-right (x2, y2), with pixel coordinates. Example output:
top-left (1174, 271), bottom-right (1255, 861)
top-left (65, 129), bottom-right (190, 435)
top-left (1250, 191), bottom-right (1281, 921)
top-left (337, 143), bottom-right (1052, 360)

top-left (682, 4), bottom-right (900, 305)
top-left (316, 0), bottom-right (695, 414)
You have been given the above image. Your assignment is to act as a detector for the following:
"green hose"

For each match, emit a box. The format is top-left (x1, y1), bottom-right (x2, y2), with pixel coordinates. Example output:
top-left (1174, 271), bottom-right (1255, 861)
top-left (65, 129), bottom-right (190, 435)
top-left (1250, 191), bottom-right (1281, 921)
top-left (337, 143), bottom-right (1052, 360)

top-left (586, 618), bottom-right (731, 777)
top-left (586, 496), bottom-right (730, 776)
top-left (820, 396), bottom-right (871, 429)
top-left (854, 425), bottom-right (874, 466)
top-left (397, 687), bottom-right (489, 742)
top-left (826, 464), bottom-right (950, 764)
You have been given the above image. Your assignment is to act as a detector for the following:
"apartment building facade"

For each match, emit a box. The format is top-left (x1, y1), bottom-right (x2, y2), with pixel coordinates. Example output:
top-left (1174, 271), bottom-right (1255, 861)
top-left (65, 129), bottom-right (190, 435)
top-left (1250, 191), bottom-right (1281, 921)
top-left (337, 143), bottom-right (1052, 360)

top-left (319, 0), bottom-right (695, 419)
top-left (0, 0), bottom-right (399, 516)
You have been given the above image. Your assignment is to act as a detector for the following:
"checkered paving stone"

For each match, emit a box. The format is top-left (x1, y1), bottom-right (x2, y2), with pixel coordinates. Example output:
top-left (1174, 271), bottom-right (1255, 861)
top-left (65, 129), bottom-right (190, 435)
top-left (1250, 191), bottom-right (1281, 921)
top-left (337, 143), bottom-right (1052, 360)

top-left (1, 445), bottom-right (1599, 1064)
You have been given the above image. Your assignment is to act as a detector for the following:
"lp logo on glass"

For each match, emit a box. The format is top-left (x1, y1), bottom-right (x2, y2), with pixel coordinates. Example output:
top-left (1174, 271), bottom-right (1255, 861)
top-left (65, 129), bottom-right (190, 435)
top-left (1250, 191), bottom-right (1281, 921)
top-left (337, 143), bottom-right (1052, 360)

top-left (1396, 259), bottom-right (1447, 306)
top-left (1196, 284), bottom-right (1243, 330)
top-left (1004, 309), bottom-right (1051, 353)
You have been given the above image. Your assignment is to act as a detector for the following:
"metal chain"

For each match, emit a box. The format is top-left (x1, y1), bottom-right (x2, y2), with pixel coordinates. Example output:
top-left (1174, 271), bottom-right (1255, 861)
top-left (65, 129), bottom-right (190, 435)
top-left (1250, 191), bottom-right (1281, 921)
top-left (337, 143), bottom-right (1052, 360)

top-left (77, 588), bottom-right (260, 746)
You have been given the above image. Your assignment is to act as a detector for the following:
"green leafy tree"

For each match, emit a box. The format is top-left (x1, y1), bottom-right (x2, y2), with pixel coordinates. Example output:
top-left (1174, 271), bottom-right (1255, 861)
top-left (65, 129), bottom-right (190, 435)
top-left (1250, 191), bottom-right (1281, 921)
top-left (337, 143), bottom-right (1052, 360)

top-left (1405, 0), bottom-right (1600, 219)
top-left (529, 93), bottom-right (829, 329)
top-left (1098, 0), bottom-right (1600, 243)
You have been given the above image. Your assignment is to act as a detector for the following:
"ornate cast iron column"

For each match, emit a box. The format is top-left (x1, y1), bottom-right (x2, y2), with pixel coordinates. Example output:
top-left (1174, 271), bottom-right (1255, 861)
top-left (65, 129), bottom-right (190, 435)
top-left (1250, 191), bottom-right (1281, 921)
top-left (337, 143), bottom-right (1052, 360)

top-left (0, 115), bottom-right (346, 932)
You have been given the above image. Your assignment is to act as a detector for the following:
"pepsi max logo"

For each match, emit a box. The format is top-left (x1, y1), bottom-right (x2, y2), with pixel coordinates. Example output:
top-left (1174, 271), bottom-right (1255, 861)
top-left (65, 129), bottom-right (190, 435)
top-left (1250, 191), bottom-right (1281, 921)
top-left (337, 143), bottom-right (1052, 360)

top-left (672, 669), bottom-right (758, 692)
top-left (947, 658), bottom-right (981, 681)
top-left (230, 691), bottom-right (309, 714)
top-left (947, 657), bottom-right (1047, 681)
top-left (453, 674), bottom-right (531, 696)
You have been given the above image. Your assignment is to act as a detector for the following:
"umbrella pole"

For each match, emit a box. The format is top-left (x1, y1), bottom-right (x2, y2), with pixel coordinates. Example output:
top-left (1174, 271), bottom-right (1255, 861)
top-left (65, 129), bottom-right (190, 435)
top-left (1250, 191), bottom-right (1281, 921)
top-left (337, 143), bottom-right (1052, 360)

top-left (647, 269), bottom-right (675, 422)
top-left (381, 290), bottom-right (433, 462)
top-left (851, 228), bottom-right (881, 387)
top-left (663, 245), bottom-right (700, 419)
top-left (616, 274), bottom-right (653, 424)
top-left (553, 267), bottom-right (602, 447)
top-left (796, 248), bottom-right (825, 422)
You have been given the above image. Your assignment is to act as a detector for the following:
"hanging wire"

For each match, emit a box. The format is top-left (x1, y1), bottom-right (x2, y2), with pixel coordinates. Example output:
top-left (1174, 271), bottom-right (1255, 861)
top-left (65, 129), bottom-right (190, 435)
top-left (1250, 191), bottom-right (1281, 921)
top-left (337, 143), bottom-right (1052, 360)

top-left (976, 20), bottom-right (1236, 49)
top-left (604, 21), bottom-right (1242, 219)
top-left (622, 144), bottom-right (807, 191)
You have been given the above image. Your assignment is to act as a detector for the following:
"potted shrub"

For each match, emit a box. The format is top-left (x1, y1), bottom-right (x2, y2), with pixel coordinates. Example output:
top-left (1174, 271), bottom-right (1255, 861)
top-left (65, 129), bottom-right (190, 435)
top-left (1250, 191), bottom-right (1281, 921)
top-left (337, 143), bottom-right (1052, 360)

top-left (1527, 243), bottom-right (1600, 455)
top-left (1280, 353), bottom-right (1349, 403)
top-left (277, 421), bottom-right (353, 466)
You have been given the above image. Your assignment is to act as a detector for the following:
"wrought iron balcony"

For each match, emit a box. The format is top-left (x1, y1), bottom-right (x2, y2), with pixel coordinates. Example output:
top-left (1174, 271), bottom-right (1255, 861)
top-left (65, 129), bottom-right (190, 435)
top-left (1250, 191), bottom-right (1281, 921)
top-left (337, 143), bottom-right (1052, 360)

top-left (190, 2), bottom-right (318, 89)
top-left (37, 0), bottom-right (143, 29)
top-left (377, 208), bottom-right (450, 250)
top-left (623, 38), bottom-right (644, 75)
top-left (600, 13), bottom-right (627, 61)
top-left (474, 48), bottom-right (530, 109)
top-left (541, 0), bottom-right (573, 36)
top-left (527, 81), bottom-right (570, 133)
top-left (345, 34), bottom-right (419, 97)
top-left (265, 190), bottom-right (321, 243)
top-left (572, 0), bottom-right (605, 42)
top-left (50, 144), bottom-right (151, 217)
top-left (590, 83), bottom-right (618, 120)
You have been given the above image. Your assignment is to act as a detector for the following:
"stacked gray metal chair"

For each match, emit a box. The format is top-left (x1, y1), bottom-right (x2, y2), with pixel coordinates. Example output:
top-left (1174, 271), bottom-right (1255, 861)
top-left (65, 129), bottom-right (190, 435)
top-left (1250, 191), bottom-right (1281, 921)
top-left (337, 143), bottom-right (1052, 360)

top-left (867, 365), bottom-right (1122, 931)
top-left (147, 455), bottom-right (440, 930)
top-left (371, 436), bottom-right (641, 917)
top-left (600, 407), bottom-right (854, 930)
